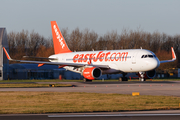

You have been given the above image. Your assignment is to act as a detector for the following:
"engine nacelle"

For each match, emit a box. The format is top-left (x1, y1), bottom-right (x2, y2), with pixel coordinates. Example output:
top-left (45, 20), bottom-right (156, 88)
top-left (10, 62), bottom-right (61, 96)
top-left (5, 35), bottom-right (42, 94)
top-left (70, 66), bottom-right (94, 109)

top-left (83, 67), bottom-right (102, 80)
top-left (145, 70), bottom-right (156, 79)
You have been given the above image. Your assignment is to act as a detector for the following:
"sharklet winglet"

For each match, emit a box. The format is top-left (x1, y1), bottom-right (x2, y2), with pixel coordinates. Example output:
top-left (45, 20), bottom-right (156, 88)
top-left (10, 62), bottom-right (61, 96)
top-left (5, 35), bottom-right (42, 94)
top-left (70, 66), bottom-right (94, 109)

top-left (160, 47), bottom-right (176, 63)
top-left (171, 47), bottom-right (176, 60)
top-left (3, 47), bottom-right (12, 60)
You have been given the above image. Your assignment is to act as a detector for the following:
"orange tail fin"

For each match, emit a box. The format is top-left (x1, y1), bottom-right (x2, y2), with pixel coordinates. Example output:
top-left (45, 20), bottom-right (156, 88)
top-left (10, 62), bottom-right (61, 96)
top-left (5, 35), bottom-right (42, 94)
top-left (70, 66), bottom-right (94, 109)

top-left (51, 21), bottom-right (72, 54)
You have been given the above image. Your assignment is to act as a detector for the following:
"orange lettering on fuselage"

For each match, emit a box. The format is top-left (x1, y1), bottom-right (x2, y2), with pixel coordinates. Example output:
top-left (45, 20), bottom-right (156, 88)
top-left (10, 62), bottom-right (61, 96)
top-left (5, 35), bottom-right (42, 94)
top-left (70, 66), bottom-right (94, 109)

top-left (73, 51), bottom-right (128, 63)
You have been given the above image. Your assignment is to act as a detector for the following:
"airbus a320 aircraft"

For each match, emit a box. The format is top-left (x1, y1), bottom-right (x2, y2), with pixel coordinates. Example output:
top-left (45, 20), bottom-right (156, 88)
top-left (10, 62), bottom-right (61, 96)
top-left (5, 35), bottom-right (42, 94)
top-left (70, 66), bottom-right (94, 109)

top-left (3, 21), bottom-right (176, 81)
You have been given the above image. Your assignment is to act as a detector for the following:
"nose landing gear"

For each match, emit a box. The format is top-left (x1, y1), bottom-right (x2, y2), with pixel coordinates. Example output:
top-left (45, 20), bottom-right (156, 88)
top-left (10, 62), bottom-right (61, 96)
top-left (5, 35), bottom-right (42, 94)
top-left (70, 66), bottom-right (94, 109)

top-left (139, 71), bottom-right (146, 81)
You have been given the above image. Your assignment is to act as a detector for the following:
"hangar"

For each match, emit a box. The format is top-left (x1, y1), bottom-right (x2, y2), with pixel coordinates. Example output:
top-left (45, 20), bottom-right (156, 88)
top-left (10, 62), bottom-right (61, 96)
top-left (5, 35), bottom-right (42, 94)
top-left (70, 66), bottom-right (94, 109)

top-left (0, 28), bottom-right (9, 80)
top-left (9, 64), bottom-right (62, 79)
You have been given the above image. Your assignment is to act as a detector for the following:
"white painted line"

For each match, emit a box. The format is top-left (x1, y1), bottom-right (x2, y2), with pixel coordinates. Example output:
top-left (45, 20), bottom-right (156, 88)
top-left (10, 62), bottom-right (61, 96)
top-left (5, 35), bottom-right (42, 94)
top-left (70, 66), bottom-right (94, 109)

top-left (48, 114), bottom-right (180, 117)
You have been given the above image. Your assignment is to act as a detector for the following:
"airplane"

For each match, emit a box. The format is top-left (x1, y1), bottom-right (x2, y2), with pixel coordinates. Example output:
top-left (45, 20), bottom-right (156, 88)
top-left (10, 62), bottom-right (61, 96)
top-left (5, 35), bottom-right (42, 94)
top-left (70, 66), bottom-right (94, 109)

top-left (3, 21), bottom-right (176, 82)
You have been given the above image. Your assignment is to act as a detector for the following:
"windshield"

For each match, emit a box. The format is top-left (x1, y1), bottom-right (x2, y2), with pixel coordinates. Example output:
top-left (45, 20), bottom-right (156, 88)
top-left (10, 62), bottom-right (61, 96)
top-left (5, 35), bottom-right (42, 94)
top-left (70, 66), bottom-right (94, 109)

top-left (141, 54), bottom-right (154, 58)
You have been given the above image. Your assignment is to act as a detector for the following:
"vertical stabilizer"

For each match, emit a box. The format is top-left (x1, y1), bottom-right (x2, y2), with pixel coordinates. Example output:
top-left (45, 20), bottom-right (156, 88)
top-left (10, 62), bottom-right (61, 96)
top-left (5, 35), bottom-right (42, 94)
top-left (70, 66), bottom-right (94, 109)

top-left (51, 21), bottom-right (72, 54)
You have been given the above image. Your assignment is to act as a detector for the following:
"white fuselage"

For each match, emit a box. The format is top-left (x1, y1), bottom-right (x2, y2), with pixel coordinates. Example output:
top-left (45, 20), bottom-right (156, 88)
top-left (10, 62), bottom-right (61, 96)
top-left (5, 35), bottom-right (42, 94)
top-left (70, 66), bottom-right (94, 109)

top-left (49, 49), bottom-right (160, 74)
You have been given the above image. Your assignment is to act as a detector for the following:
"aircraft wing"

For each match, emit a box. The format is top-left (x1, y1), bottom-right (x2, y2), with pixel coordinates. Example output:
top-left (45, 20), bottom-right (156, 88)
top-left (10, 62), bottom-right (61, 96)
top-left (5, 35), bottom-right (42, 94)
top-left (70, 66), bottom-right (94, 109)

top-left (160, 47), bottom-right (176, 63)
top-left (3, 47), bottom-right (109, 69)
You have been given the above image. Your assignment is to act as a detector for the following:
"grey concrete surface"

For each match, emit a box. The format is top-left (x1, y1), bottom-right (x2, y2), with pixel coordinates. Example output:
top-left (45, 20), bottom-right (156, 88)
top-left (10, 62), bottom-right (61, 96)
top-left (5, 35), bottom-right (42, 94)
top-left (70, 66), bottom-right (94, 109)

top-left (1, 111), bottom-right (180, 120)
top-left (0, 81), bottom-right (180, 96)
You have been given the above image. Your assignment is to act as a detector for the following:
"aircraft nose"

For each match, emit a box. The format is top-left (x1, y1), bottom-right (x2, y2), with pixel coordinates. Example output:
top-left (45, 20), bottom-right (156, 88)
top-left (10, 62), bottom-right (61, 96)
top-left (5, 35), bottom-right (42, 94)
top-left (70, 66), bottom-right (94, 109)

top-left (146, 58), bottom-right (160, 69)
top-left (150, 59), bottom-right (160, 69)
top-left (156, 58), bottom-right (160, 68)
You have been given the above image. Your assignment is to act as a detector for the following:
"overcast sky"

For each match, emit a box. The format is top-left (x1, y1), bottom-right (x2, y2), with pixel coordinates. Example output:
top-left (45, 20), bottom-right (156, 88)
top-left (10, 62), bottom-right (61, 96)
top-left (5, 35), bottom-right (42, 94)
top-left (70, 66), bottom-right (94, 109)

top-left (0, 0), bottom-right (180, 38)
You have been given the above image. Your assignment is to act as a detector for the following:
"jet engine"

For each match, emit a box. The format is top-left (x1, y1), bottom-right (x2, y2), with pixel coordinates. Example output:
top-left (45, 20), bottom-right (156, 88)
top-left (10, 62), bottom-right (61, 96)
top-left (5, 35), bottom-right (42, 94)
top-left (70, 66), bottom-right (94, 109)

top-left (83, 67), bottom-right (102, 80)
top-left (145, 70), bottom-right (156, 79)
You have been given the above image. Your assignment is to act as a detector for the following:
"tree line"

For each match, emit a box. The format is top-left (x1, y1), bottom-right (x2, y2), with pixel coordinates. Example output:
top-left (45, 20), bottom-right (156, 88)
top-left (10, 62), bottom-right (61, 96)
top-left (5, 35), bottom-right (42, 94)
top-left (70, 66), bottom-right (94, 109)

top-left (7, 28), bottom-right (180, 70)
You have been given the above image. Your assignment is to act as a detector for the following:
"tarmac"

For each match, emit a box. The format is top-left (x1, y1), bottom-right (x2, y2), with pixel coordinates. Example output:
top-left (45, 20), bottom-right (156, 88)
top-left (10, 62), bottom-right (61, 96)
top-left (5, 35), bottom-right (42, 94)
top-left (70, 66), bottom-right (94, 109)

top-left (0, 81), bottom-right (180, 120)
top-left (0, 81), bottom-right (180, 96)
top-left (1, 110), bottom-right (180, 120)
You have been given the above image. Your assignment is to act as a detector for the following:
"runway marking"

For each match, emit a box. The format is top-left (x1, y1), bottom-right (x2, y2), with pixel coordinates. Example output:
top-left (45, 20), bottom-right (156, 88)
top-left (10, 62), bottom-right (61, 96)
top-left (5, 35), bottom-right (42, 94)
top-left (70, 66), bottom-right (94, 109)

top-left (48, 113), bottom-right (180, 117)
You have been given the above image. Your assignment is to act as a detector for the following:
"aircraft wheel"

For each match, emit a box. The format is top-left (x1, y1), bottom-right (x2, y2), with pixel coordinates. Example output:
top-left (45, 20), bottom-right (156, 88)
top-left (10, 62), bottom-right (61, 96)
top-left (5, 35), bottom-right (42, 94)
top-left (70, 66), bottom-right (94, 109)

top-left (124, 77), bottom-right (128, 81)
top-left (119, 77), bottom-right (122, 81)
top-left (83, 78), bottom-right (92, 82)
top-left (139, 77), bottom-right (146, 81)
top-left (122, 77), bottom-right (128, 81)
top-left (119, 77), bottom-right (128, 81)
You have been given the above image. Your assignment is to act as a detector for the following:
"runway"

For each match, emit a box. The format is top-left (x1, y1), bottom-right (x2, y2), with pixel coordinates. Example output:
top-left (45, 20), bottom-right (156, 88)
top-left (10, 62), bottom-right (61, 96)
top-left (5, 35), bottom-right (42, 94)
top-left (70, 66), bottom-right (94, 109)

top-left (1, 110), bottom-right (180, 120)
top-left (0, 81), bottom-right (180, 96)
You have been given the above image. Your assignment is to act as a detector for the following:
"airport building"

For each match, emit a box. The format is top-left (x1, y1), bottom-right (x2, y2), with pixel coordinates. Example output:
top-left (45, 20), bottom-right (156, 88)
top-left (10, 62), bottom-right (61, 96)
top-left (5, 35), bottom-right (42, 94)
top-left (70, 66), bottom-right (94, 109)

top-left (9, 64), bottom-right (62, 80)
top-left (0, 28), bottom-right (9, 80)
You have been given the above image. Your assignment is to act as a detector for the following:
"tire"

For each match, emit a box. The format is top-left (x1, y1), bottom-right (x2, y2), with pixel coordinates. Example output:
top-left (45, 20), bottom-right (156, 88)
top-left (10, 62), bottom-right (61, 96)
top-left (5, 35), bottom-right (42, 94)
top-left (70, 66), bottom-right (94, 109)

top-left (124, 77), bottom-right (128, 81)
top-left (120, 77), bottom-right (128, 81)
top-left (83, 78), bottom-right (92, 82)
top-left (139, 77), bottom-right (145, 81)
top-left (119, 77), bottom-right (122, 81)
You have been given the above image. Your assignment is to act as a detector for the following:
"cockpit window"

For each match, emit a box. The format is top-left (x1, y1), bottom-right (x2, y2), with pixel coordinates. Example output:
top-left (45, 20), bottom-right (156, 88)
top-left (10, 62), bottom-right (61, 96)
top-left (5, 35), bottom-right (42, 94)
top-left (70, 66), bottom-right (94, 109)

top-left (148, 55), bottom-right (153, 58)
top-left (141, 54), bottom-right (154, 58)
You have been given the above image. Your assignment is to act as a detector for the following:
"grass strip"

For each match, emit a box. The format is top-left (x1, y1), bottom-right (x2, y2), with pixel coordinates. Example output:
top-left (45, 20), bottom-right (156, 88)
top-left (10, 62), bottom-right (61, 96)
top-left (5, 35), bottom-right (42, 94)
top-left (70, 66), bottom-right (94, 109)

top-left (0, 84), bottom-right (72, 88)
top-left (0, 92), bottom-right (179, 114)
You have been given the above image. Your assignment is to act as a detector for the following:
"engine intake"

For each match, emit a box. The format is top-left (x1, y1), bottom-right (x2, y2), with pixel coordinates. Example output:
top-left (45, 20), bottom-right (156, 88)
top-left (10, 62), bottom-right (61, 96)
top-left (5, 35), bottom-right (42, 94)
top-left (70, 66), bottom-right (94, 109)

top-left (83, 67), bottom-right (102, 80)
top-left (145, 69), bottom-right (156, 79)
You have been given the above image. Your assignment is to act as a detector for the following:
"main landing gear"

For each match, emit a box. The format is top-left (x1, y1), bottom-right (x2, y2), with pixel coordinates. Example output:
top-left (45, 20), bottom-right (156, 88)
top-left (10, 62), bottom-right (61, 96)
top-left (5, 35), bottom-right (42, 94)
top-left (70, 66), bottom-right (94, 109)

top-left (119, 73), bottom-right (128, 81)
top-left (139, 72), bottom-right (146, 81)
top-left (83, 78), bottom-right (92, 82)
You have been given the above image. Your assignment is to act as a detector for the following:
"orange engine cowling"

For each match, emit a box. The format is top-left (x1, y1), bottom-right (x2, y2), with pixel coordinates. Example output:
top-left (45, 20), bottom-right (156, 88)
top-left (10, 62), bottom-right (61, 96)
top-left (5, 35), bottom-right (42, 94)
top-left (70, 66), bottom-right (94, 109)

top-left (83, 67), bottom-right (102, 80)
